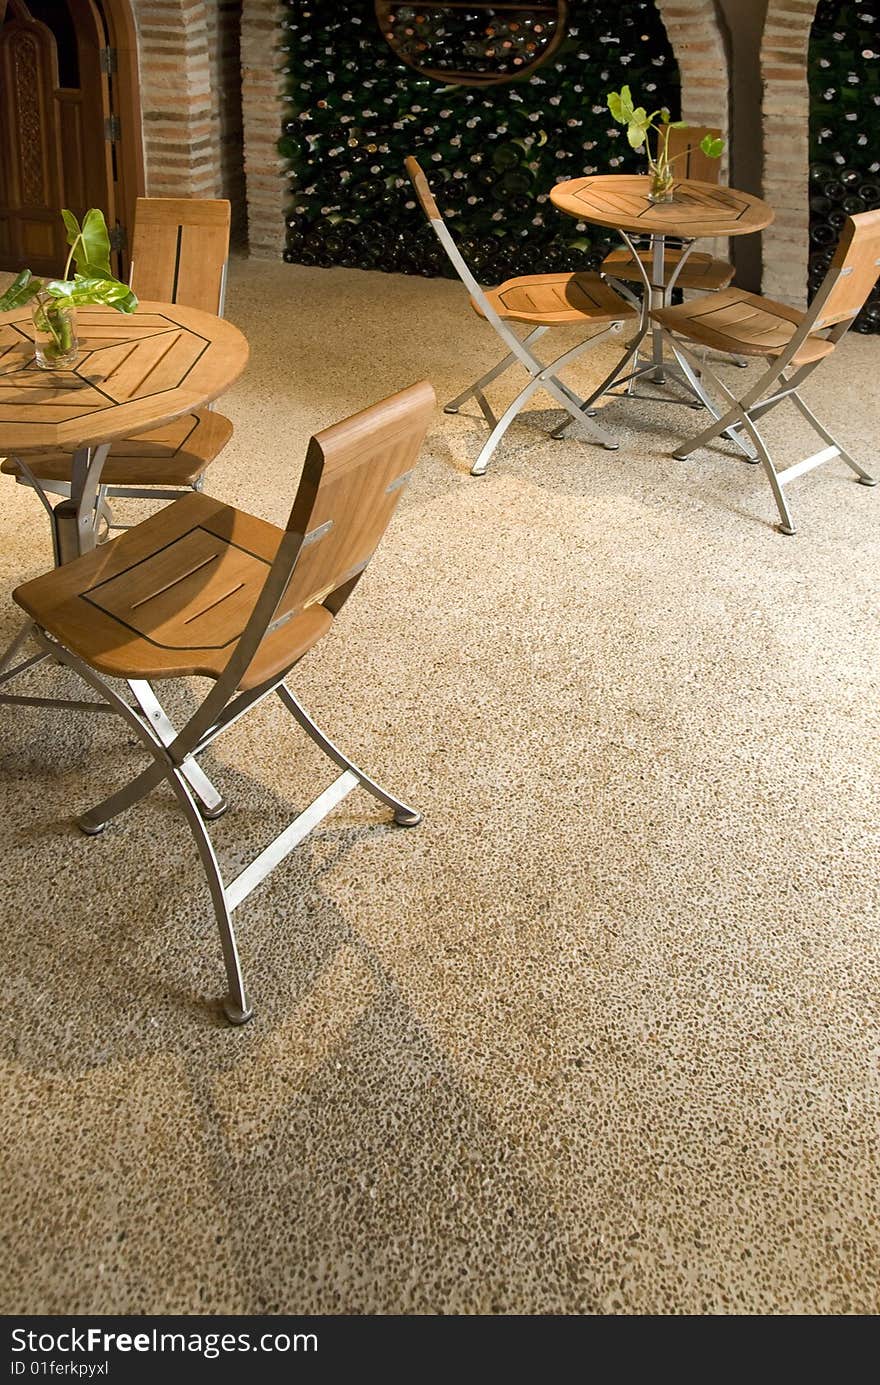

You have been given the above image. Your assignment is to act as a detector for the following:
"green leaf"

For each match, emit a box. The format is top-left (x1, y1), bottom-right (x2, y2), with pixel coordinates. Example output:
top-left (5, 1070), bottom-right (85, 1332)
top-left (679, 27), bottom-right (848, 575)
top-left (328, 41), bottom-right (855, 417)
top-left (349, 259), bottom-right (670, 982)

top-left (668, 120), bottom-right (689, 130)
top-left (627, 125), bottom-right (647, 150)
top-left (0, 268), bottom-right (44, 312)
top-left (619, 85), bottom-right (634, 122)
top-left (46, 274), bottom-right (138, 313)
top-left (700, 134), bottom-right (724, 159)
top-left (607, 90), bottom-right (624, 123)
top-left (61, 209), bottom-right (81, 247)
top-left (76, 209), bottom-right (112, 278)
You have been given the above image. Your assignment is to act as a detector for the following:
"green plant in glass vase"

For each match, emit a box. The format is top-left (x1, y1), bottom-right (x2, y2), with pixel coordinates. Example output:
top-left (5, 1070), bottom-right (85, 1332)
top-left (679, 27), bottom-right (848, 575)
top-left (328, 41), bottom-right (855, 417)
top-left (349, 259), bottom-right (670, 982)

top-left (0, 209), bottom-right (137, 369)
top-left (606, 87), bottom-right (724, 202)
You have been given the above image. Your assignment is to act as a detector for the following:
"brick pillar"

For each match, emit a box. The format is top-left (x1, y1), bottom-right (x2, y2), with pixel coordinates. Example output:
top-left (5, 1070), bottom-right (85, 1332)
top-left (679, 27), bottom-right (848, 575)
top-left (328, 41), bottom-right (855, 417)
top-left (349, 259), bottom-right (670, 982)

top-left (240, 0), bottom-right (286, 258)
top-left (655, 0), bottom-right (731, 180)
top-left (761, 0), bottom-right (818, 305)
top-left (132, 0), bottom-right (221, 199)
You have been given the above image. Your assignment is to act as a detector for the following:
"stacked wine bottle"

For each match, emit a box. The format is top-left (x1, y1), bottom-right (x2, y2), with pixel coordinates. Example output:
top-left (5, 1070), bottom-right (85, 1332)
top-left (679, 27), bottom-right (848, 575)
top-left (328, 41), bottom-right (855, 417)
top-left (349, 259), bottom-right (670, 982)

top-left (280, 0), bottom-right (679, 282)
top-left (809, 1), bottom-right (880, 331)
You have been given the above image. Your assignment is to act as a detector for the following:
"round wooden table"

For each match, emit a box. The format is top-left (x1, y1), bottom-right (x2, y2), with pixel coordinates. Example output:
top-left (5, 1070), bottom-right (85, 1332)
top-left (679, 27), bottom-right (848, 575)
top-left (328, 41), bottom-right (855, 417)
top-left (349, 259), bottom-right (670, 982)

top-left (550, 174), bottom-right (775, 405)
top-left (0, 300), bottom-right (249, 563)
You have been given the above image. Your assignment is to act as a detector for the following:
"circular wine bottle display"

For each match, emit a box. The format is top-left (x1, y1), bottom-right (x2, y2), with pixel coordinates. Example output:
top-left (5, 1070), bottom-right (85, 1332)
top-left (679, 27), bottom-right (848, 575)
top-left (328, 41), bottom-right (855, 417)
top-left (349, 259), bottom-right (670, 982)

top-left (375, 2), bottom-right (569, 86)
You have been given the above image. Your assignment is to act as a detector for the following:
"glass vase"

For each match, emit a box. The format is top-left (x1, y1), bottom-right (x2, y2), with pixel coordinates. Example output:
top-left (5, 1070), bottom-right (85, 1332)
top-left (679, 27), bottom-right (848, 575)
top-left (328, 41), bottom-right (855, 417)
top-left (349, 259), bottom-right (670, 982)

top-left (648, 165), bottom-right (675, 204)
top-left (32, 300), bottom-right (79, 370)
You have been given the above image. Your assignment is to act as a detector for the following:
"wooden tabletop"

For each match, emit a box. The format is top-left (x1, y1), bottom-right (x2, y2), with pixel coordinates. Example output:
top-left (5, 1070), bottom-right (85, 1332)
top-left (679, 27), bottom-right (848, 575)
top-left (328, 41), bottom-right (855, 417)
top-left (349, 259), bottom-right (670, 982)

top-left (550, 175), bottom-right (775, 239)
top-left (0, 301), bottom-right (249, 454)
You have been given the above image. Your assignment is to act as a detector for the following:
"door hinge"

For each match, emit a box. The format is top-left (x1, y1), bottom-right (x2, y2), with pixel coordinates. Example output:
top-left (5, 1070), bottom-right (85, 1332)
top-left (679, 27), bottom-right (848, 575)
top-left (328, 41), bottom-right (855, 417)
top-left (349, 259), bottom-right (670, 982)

top-left (109, 224), bottom-right (127, 253)
top-left (104, 115), bottom-right (121, 143)
top-left (99, 47), bottom-right (117, 75)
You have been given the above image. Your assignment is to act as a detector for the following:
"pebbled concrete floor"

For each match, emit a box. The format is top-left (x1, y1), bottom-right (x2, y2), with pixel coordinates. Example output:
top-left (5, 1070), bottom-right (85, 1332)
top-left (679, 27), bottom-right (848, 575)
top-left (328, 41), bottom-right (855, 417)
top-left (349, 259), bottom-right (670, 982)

top-left (0, 258), bottom-right (878, 1314)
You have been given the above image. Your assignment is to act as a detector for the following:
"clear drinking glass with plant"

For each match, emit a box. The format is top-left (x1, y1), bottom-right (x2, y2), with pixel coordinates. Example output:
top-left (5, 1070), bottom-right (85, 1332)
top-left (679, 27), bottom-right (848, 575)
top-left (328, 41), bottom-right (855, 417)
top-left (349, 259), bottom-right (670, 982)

top-left (606, 87), bottom-right (724, 202)
top-left (0, 209), bottom-right (137, 369)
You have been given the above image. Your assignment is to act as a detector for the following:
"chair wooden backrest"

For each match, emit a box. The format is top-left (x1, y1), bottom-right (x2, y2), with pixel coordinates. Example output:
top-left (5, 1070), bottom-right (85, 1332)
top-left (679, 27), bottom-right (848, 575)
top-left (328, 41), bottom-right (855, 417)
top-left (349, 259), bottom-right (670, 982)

top-left (665, 126), bottom-right (723, 185)
top-left (406, 155), bottom-right (442, 223)
top-left (278, 379), bottom-right (436, 620)
top-left (130, 198), bottom-right (232, 314)
top-left (405, 156), bottom-right (499, 316)
top-left (811, 208), bottom-right (880, 331)
top-left (198, 381), bottom-right (436, 711)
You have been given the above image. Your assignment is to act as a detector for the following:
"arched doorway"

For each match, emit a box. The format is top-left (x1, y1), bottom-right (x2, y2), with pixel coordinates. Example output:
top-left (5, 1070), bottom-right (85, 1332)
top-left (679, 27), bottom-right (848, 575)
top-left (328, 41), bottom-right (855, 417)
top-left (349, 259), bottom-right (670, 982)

top-left (0, 0), bottom-right (143, 277)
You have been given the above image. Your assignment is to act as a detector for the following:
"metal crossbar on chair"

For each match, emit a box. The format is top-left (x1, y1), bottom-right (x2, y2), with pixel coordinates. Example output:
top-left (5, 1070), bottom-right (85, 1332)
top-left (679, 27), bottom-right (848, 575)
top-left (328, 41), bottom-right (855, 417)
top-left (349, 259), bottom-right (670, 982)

top-left (10, 381), bottom-right (436, 1025)
top-left (650, 209), bottom-right (880, 534)
top-left (2, 198), bottom-right (235, 536)
top-left (405, 156), bottom-right (636, 475)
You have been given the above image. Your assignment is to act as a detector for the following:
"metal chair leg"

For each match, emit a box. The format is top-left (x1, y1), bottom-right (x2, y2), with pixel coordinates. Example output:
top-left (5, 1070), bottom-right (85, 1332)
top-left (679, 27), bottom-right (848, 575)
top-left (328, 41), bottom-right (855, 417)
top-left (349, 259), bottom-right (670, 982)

top-left (551, 329), bottom-right (648, 440)
top-left (669, 343), bottom-right (758, 461)
top-left (78, 760), bottom-right (171, 835)
top-left (738, 413), bottom-right (797, 535)
top-left (471, 377), bottom-right (544, 476)
top-left (127, 680), bottom-right (228, 819)
top-left (445, 327), bottom-right (547, 414)
top-left (164, 765), bottom-right (252, 1025)
top-left (276, 683), bottom-right (422, 826)
top-left (789, 392), bottom-right (877, 485)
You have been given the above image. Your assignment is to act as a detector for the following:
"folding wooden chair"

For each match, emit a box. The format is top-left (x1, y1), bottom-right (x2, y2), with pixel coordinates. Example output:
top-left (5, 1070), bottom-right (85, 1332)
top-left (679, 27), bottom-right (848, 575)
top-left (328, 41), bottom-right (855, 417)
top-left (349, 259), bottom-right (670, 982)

top-left (601, 128), bottom-right (734, 303)
top-left (652, 210), bottom-right (880, 534)
top-left (3, 198), bottom-right (234, 527)
top-left (405, 156), bottom-right (636, 475)
top-left (11, 381), bottom-right (436, 1024)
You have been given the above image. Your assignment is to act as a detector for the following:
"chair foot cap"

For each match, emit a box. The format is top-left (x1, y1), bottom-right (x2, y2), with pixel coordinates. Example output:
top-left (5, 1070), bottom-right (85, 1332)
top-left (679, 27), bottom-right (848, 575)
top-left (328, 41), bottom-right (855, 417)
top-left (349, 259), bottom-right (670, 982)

top-left (470, 466), bottom-right (488, 477)
top-left (78, 818), bottom-right (105, 837)
top-left (672, 450), bottom-right (690, 461)
top-left (603, 442), bottom-right (621, 451)
top-left (200, 797), bottom-right (229, 821)
top-left (223, 998), bottom-right (254, 1025)
top-left (444, 406), bottom-right (460, 415)
top-left (394, 809), bottom-right (422, 827)
top-left (778, 524), bottom-right (797, 537)
top-left (857, 475), bottom-right (877, 487)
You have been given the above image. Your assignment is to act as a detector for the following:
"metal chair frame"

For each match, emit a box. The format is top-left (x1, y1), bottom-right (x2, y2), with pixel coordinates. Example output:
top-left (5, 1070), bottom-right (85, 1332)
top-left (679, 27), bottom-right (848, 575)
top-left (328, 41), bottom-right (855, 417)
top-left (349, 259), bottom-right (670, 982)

top-left (407, 159), bottom-right (627, 474)
top-left (662, 224), bottom-right (880, 534)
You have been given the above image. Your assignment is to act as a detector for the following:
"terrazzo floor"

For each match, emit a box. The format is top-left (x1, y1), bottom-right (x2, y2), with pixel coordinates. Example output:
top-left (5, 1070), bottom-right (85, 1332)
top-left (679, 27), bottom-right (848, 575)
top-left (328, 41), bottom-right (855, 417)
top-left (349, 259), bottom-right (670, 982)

top-left (1, 258), bottom-right (878, 1315)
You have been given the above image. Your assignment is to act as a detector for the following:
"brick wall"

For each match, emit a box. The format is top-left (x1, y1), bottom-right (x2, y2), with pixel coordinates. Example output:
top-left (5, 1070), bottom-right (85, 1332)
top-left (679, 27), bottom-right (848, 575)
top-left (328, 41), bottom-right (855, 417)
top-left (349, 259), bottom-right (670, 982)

top-left (656, 0), bottom-right (731, 176)
top-left (133, 0), bottom-right (218, 199)
top-left (760, 0), bottom-right (818, 304)
top-left (240, 0), bottom-right (286, 258)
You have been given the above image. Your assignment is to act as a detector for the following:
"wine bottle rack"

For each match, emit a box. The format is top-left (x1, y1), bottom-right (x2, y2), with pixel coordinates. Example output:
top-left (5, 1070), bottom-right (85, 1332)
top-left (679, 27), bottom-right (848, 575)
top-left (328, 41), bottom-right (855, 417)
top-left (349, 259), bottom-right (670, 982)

top-left (809, 0), bottom-right (880, 331)
top-left (375, 2), bottom-right (568, 86)
top-left (280, 1), bottom-right (679, 283)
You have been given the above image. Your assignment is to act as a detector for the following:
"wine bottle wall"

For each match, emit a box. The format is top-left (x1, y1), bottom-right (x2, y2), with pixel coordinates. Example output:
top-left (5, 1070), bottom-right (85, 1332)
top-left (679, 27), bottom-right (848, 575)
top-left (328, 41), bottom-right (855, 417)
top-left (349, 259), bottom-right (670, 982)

top-left (810, 0), bottom-right (880, 332)
top-left (280, 0), bottom-right (679, 281)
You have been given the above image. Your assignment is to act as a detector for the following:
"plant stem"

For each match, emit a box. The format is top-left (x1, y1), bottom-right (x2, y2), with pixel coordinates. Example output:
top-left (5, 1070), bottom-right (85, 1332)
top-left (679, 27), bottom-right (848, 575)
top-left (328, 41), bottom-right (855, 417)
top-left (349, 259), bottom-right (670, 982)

top-left (62, 233), bottom-right (82, 284)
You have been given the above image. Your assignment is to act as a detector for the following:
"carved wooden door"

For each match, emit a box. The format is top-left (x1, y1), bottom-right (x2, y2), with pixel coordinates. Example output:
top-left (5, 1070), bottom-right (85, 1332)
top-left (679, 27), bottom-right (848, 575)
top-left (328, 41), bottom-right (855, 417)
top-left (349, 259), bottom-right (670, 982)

top-left (0, 0), bottom-right (114, 276)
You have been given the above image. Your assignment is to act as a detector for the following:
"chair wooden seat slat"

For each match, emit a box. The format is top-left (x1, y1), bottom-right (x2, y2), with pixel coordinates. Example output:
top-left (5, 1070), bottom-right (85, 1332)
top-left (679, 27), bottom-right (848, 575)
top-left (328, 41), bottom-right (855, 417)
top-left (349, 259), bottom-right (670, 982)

top-left (1, 410), bottom-right (234, 487)
top-left (475, 271), bottom-right (638, 326)
top-left (11, 381), bottom-right (436, 1025)
top-left (651, 288), bottom-right (836, 364)
top-left (601, 246), bottom-right (734, 294)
